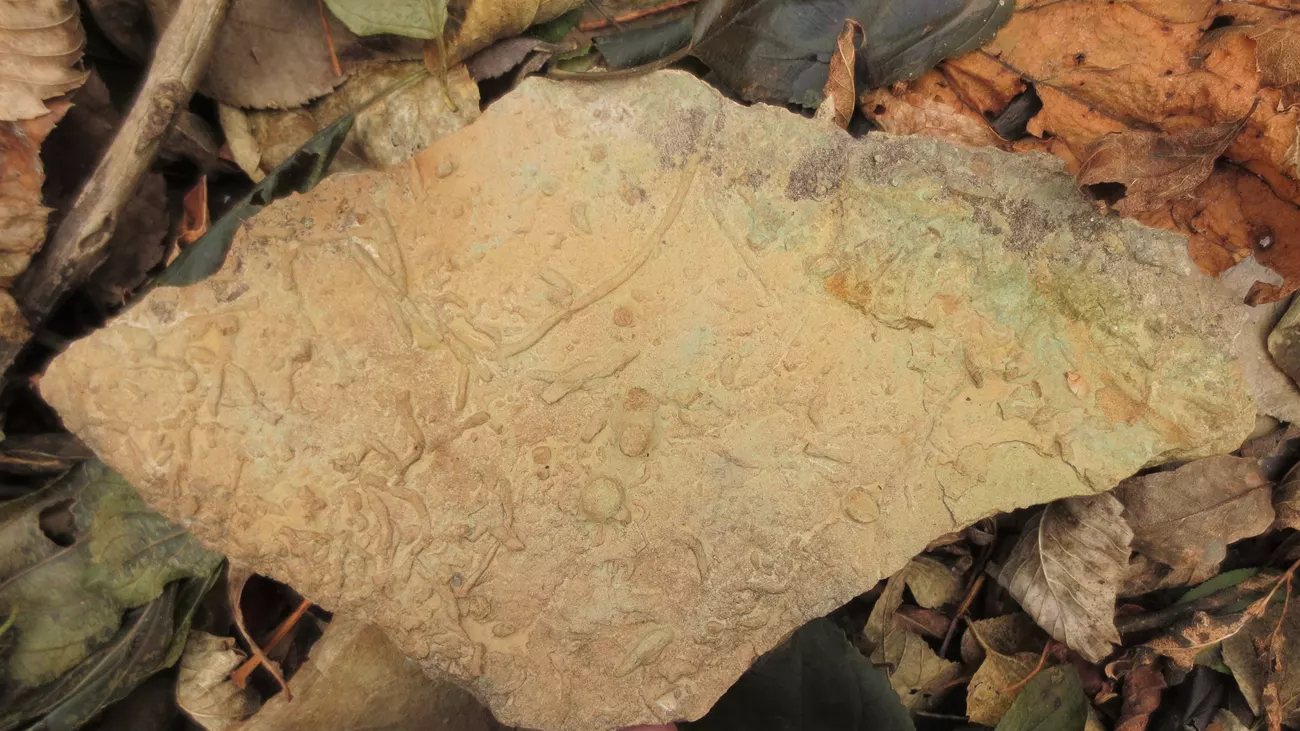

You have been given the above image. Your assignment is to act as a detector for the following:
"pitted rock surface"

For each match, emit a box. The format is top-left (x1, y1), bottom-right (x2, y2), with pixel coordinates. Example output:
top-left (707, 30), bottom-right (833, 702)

top-left (42, 72), bottom-right (1255, 731)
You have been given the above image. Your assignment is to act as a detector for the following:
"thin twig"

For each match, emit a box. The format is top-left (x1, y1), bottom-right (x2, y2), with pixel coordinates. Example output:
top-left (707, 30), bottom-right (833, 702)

top-left (228, 572), bottom-right (292, 699)
top-left (230, 597), bottom-right (312, 687)
top-left (6, 0), bottom-right (230, 370)
top-left (316, 0), bottom-right (343, 76)
top-left (1115, 572), bottom-right (1279, 634)
top-left (582, 0), bottom-right (627, 33)
top-left (999, 642), bottom-right (1052, 694)
top-left (940, 574), bottom-right (985, 657)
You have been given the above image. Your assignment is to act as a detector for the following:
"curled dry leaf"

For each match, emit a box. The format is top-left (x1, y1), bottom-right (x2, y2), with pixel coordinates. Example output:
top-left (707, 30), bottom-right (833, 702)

top-left (219, 62), bottom-right (479, 177)
top-left (993, 493), bottom-right (1133, 663)
top-left (176, 632), bottom-right (261, 731)
top-left (905, 556), bottom-right (961, 609)
top-left (1221, 589), bottom-right (1300, 729)
top-left (0, 0), bottom-right (87, 121)
top-left (814, 19), bottom-right (861, 130)
top-left (0, 100), bottom-right (68, 341)
top-left (861, 75), bottom-right (1004, 148)
top-left (443, 0), bottom-right (583, 62)
top-left (1113, 659), bottom-right (1165, 731)
top-left (1077, 108), bottom-right (1255, 215)
top-left (1113, 455), bottom-right (1274, 588)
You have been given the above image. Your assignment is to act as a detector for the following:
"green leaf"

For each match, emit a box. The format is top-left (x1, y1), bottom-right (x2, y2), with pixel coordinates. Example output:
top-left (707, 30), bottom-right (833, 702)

top-left (994, 665), bottom-right (1089, 731)
top-left (156, 112), bottom-right (356, 288)
top-left (595, 18), bottom-right (693, 69)
top-left (323, 0), bottom-right (447, 39)
top-left (686, 617), bottom-right (914, 731)
top-left (529, 7), bottom-right (583, 43)
top-left (0, 462), bottom-right (222, 693)
top-left (3, 572), bottom-right (220, 731)
top-left (1177, 568), bottom-right (1260, 605)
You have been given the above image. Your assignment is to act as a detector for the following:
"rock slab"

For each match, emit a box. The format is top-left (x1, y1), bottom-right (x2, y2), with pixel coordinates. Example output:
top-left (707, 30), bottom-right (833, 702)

top-left (43, 73), bottom-right (1255, 730)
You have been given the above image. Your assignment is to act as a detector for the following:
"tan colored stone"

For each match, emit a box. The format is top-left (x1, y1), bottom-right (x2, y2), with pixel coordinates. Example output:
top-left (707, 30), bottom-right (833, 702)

top-left (42, 73), bottom-right (1255, 730)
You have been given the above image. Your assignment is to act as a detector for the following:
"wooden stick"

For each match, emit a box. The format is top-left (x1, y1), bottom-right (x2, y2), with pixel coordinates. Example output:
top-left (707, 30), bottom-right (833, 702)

top-left (6, 0), bottom-right (229, 366)
top-left (228, 572), bottom-right (292, 699)
top-left (315, 0), bottom-right (342, 77)
top-left (230, 597), bottom-right (312, 687)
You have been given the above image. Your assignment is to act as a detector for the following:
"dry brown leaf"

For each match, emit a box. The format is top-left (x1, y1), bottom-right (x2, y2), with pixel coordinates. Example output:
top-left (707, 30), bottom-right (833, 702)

top-left (0, 0), bottom-right (87, 121)
top-left (862, 75), bottom-right (1004, 148)
top-left (905, 556), bottom-right (962, 609)
top-left (1147, 609), bottom-right (1258, 671)
top-left (815, 19), bottom-right (861, 130)
top-left (878, 628), bottom-right (962, 710)
top-left (994, 493), bottom-right (1133, 663)
top-left (895, 605), bottom-right (952, 639)
top-left (444, 0), bottom-right (581, 61)
top-left (1113, 456), bottom-right (1274, 587)
top-left (1221, 593), bottom-right (1300, 728)
top-left (1209, 709), bottom-right (1252, 731)
top-left (865, 572), bottom-right (908, 657)
top-left (176, 632), bottom-right (261, 731)
top-left (1113, 659), bottom-right (1165, 731)
top-left (1252, 18), bottom-right (1300, 108)
top-left (219, 61), bottom-right (479, 176)
top-left (0, 97), bottom-right (68, 341)
top-left (176, 176), bottom-right (209, 249)
top-left (1078, 110), bottom-right (1254, 214)
top-left (960, 613), bottom-right (1047, 668)
top-left (965, 621), bottom-right (1041, 726)
top-left (1276, 462), bottom-right (1300, 531)
top-left (149, 0), bottom-right (421, 109)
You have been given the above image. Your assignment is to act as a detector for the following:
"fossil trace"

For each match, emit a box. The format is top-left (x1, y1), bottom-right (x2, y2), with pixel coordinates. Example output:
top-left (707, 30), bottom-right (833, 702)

top-left (43, 72), bottom-right (1256, 730)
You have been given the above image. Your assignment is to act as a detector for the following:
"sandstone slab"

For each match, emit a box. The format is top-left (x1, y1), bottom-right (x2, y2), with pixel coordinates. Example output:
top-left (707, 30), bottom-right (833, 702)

top-left (42, 73), bottom-right (1255, 730)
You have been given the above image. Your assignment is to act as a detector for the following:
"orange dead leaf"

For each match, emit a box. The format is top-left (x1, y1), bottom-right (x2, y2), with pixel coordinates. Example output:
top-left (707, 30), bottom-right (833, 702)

top-left (867, 0), bottom-right (1300, 295)
top-left (176, 175), bottom-right (209, 249)
top-left (1252, 17), bottom-right (1300, 108)
top-left (1113, 658), bottom-right (1166, 731)
top-left (862, 75), bottom-right (1004, 148)
top-left (0, 99), bottom-right (71, 342)
top-left (815, 20), bottom-right (862, 130)
top-left (1077, 103), bottom-right (1256, 214)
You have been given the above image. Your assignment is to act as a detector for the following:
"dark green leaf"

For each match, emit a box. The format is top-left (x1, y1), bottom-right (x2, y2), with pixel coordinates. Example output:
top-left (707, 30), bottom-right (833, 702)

top-left (3, 571), bottom-right (219, 731)
top-left (685, 617), bottom-right (914, 731)
top-left (690, 0), bottom-right (1013, 107)
top-left (595, 17), bottom-right (692, 69)
top-left (994, 665), bottom-right (1089, 731)
top-left (155, 113), bottom-right (356, 288)
top-left (0, 462), bottom-right (221, 693)
top-left (529, 7), bottom-right (583, 43)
